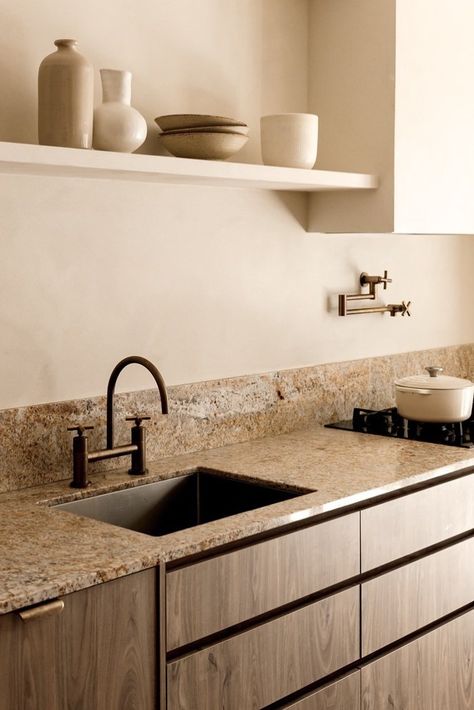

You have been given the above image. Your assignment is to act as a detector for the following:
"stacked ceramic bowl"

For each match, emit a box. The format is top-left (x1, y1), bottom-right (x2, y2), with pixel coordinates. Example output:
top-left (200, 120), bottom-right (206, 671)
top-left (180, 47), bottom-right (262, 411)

top-left (155, 114), bottom-right (248, 160)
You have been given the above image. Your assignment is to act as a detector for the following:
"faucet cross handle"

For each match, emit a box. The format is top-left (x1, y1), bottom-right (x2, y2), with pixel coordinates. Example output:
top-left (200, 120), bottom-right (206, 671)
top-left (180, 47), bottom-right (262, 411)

top-left (401, 300), bottom-right (411, 316)
top-left (126, 415), bottom-right (151, 427)
top-left (67, 425), bottom-right (94, 437)
top-left (381, 270), bottom-right (392, 290)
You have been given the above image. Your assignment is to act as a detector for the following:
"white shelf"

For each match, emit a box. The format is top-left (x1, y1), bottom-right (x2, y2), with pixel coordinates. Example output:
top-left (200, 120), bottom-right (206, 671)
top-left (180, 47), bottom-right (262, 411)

top-left (0, 141), bottom-right (378, 193)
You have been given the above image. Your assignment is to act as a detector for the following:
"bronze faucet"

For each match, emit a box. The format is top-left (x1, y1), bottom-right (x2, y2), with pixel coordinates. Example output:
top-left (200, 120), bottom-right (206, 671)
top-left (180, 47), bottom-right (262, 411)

top-left (68, 356), bottom-right (169, 488)
top-left (338, 271), bottom-right (411, 317)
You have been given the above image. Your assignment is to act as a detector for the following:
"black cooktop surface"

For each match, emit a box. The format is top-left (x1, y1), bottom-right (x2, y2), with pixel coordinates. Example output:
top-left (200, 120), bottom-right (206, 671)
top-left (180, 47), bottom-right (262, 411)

top-left (326, 407), bottom-right (474, 449)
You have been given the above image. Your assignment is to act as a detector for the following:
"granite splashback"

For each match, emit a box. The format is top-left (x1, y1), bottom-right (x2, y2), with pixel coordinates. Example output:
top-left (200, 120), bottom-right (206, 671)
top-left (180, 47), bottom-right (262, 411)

top-left (1, 344), bottom-right (473, 493)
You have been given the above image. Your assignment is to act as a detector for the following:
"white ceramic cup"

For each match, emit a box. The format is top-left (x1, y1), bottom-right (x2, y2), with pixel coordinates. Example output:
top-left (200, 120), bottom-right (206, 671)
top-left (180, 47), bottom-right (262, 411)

top-left (260, 113), bottom-right (319, 169)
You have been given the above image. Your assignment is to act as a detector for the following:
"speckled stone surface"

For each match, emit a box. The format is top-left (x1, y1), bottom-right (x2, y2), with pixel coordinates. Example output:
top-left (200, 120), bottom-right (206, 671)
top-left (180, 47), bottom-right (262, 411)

top-left (1, 343), bottom-right (473, 493)
top-left (1, 423), bottom-right (474, 615)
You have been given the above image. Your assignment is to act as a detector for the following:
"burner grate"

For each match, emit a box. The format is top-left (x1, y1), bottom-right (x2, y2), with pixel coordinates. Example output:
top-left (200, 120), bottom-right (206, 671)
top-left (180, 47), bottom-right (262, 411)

top-left (327, 405), bottom-right (474, 448)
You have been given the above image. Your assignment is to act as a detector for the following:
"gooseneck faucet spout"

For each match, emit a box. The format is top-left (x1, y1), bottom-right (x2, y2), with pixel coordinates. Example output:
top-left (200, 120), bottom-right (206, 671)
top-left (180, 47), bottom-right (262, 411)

top-left (106, 355), bottom-right (169, 449)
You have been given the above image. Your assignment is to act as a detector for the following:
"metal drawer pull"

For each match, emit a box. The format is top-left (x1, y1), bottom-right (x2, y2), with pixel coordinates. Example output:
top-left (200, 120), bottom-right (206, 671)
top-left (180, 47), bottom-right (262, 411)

top-left (18, 599), bottom-right (64, 622)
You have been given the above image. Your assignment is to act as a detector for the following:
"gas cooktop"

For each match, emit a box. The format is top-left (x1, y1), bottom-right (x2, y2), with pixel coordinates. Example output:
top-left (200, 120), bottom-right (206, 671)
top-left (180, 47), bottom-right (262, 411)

top-left (326, 406), bottom-right (474, 449)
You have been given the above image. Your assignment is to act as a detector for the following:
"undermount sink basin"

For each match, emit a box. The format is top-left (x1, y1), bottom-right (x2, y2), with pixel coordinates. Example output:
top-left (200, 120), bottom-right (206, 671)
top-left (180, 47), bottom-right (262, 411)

top-left (55, 469), bottom-right (305, 537)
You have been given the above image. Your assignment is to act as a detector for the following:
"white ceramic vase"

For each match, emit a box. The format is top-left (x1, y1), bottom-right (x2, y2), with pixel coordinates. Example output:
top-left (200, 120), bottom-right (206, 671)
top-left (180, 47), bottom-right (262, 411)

top-left (93, 69), bottom-right (147, 152)
top-left (260, 113), bottom-right (319, 169)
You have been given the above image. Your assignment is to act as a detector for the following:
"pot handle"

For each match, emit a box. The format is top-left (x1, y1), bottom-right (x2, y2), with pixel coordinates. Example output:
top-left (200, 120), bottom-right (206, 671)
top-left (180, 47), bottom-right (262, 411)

top-left (398, 387), bottom-right (433, 395)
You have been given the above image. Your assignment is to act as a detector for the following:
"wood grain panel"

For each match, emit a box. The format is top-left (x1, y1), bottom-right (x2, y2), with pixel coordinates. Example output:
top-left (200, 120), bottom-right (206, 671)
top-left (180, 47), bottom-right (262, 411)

top-left (362, 536), bottom-right (474, 655)
top-left (283, 671), bottom-right (360, 709)
top-left (0, 605), bottom-right (63, 710)
top-left (89, 569), bottom-right (157, 710)
top-left (361, 473), bottom-right (474, 571)
top-left (0, 569), bottom-right (157, 710)
top-left (167, 586), bottom-right (359, 710)
top-left (361, 608), bottom-right (474, 709)
top-left (159, 564), bottom-right (168, 710)
top-left (167, 512), bottom-right (359, 650)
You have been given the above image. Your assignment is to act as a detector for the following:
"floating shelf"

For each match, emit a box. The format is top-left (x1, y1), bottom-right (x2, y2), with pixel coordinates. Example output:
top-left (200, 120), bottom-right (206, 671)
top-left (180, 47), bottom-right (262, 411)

top-left (0, 141), bottom-right (378, 193)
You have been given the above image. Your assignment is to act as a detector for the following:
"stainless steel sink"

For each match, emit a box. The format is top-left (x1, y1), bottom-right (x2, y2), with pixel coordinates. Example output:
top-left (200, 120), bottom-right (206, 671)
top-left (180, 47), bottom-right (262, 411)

top-left (55, 469), bottom-right (305, 537)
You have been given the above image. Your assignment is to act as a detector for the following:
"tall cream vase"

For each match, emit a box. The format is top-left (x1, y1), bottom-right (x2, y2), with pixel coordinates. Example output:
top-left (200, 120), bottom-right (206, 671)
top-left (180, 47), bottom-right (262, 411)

top-left (93, 69), bottom-right (147, 153)
top-left (38, 39), bottom-right (94, 149)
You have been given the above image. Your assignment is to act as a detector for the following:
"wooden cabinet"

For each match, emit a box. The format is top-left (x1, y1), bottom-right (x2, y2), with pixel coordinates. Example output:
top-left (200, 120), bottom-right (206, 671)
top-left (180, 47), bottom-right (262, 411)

top-left (361, 608), bottom-right (474, 709)
top-left (361, 473), bottom-right (474, 571)
top-left (164, 473), bottom-right (474, 707)
top-left (362, 536), bottom-right (474, 654)
top-left (6, 471), bottom-right (474, 709)
top-left (167, 586), bottom-right (359, 710)
top-left (282, 672), bottom-right (360, 709)
top-left (308, 0), bottom-right (474, 234)
top-left (0, 569), bottom-right (156, 710)
top-left (167, 512), bottom-right (359, 650)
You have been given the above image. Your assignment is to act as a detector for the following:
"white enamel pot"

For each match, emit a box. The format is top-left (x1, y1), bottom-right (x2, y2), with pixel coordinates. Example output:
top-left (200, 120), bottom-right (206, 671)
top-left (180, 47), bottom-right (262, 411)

top-left (395, 366), bottom-right (474, 423)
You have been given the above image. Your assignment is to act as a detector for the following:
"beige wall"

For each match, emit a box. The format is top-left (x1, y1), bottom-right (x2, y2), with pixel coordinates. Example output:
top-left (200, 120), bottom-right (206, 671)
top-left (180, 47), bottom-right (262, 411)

top-left (0, 0), bottom-right (473, 408)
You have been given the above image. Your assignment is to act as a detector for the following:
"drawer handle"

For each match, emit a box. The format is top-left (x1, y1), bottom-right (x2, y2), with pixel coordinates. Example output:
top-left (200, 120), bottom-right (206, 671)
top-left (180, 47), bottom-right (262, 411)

top-left (18, 599), bottom-right (64, 622)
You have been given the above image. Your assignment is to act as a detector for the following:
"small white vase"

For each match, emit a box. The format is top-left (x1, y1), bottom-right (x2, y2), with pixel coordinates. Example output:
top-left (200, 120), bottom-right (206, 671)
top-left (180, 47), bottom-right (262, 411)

top-left (93, 69), bottom-right (147, 152)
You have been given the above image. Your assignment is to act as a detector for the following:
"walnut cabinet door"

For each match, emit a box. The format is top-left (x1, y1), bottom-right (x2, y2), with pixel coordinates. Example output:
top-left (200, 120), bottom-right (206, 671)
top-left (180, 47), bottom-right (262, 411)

top-left (0, 569), bottom-right (157, 710)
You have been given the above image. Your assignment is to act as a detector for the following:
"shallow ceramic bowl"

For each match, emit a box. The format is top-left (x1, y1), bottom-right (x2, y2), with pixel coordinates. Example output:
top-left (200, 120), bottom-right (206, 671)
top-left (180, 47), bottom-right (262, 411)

top-left (155, 114), bottom-right (247, 131)
top-left (160, 124), bottom-right (249, 137)
top-left (160, 131), bottom-right (248, 160)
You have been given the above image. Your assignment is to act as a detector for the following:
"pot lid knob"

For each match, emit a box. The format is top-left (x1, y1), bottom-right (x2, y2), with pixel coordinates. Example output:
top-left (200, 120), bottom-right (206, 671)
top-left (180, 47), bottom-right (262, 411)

top-left (425, 366), bottom-right (444, 378)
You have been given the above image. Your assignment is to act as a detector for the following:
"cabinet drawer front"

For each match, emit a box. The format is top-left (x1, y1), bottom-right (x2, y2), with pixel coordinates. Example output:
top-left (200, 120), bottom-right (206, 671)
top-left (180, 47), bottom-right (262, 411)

top-left (167, 586), bottom-right (359, 710)
top-left (282, 671), bottom-right (360, 709)
top-left (361, 473), bottom-right (474, 571)
top-left (362, 536), bottom-right (474, 655)
top-left (166, 512), bottom-right (359, 650)
top-left (361, 609), bottom-right (474, 710)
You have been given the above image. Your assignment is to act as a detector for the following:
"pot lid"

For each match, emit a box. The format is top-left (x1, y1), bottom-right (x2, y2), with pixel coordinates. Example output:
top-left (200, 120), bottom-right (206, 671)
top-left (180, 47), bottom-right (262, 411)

top-left (395, 366), bottom-right (473, 391)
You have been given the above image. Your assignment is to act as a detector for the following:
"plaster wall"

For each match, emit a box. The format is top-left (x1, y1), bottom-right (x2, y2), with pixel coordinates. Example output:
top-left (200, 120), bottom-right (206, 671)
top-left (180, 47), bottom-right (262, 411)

top-left (0, 0), bottom-right (473, 408)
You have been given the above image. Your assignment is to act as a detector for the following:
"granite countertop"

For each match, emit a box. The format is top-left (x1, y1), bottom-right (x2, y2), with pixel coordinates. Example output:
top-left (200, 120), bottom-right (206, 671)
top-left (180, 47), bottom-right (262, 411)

top-left (1, 424), bottom-right (474, 615)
